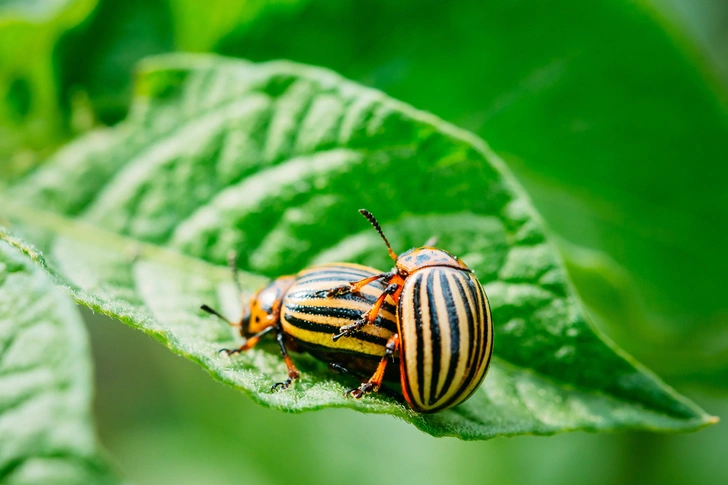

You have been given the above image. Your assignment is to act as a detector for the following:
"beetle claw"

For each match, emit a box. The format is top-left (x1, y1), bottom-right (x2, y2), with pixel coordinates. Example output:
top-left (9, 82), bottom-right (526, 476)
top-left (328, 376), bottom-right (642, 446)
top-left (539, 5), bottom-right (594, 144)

top-left (345, 382), bottom-right (375, 399)
top-left (332, 318), bottom-right (367, 341)
top-left (271, 378), bottom-right (293, 391)
top-left (345, 387), bottom-right (363, 399)
top-left (219, 348), bottom-right (239, 356)
top-left (331, 329), bottom-right (349, 341)
top-left (324, 284), bottom-right (354, 298)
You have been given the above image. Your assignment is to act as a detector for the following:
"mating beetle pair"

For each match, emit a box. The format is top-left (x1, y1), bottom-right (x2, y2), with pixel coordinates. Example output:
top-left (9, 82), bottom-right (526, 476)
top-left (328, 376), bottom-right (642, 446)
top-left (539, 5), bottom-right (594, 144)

top-left (201, 210), bottom-right (493, 413)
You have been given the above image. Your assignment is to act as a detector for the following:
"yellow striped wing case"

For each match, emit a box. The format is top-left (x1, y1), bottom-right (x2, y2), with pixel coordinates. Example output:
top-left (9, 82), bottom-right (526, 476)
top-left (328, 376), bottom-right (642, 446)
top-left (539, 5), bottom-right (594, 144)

top-left (398, 267), bottom-right (493, 413)
top-left (280, 263), bottom-right (397, 360)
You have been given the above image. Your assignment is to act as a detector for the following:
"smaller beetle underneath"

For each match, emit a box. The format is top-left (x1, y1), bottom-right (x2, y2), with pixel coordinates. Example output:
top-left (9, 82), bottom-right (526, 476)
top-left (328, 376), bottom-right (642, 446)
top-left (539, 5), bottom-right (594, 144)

top-left (201, 209), bottom-right (493, 413)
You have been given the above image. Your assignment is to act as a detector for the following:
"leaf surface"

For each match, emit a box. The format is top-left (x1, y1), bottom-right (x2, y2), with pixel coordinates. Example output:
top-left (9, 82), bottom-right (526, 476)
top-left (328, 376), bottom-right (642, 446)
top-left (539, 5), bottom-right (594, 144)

top-left (32, 0), bottom-right (728, 380)
top-left (0, 54), bottom-right (715, 439)
top-left (213, 0), bottom-right (728, 379)
top-left (0, 240), bottom-right (119, 483)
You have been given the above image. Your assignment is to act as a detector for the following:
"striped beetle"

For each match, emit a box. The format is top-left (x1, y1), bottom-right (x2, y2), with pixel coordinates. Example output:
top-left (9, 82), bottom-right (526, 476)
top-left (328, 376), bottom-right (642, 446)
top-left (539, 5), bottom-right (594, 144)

top-left (325, 210), bottom-right (493, 413)
top-left (201, 209), bottom-right (493, 413)
top-left (201, 261), bottom-right (396, 391)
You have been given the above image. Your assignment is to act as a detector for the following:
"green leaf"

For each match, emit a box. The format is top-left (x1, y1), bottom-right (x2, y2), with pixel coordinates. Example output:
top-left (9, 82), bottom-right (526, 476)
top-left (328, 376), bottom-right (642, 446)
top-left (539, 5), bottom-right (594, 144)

top-left (24, 0), bottom-right (727, 374)
top-left (0, 240), bottom-right (119, 484)
top-left (0, 0), bottom-right (96, 171)
top-left (0, 54), bottom-right (715, 439)
top-left (213, 0), bottom-right (728, 380)
top-left (9, 0), bottom-right (725, 362)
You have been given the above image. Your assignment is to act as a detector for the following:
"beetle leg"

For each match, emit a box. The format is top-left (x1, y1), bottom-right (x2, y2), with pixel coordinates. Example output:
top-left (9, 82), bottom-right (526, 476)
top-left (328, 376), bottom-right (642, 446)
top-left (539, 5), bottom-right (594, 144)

top-left (219, 324), bottom-right (275, 355)
top-left (271, 329), bottom-right (301, 391)
top-left (332, 282), bottom-right (402, 341)
top-left (346, 334), bottom-right (400, 398)
top-left (322, 271), bottom-right (394, 298)
top-left (329, 362), bottom-right (354, 376)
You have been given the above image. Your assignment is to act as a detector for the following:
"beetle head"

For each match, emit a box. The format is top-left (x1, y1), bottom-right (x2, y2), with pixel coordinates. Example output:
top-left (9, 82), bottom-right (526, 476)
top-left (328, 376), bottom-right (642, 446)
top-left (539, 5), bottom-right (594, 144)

top-left (243, 276), bottom-right (295, 337)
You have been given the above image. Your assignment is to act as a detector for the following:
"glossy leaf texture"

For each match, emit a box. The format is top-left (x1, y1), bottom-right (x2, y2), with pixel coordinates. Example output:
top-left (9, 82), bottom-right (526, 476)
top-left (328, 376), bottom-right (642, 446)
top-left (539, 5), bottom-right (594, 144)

top-left (0, 240), bottom-right (119, 484)
top-left (0, 54), bottom-right (715, 439)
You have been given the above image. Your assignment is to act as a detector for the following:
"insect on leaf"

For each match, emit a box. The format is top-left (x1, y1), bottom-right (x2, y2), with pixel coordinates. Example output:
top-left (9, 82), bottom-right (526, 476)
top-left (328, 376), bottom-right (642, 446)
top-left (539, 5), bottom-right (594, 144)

top-left (0, 54), bottom-right (716, 439)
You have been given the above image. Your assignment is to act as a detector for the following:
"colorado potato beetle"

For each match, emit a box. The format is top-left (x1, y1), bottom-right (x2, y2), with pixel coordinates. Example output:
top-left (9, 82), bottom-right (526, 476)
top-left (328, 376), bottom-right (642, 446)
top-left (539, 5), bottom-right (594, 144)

top-left (201, 209), bottom-right (493, 413)
top-left (201, 261), bottom-right (397, 390)
top-left (325, 210), bottom-right (493, 413)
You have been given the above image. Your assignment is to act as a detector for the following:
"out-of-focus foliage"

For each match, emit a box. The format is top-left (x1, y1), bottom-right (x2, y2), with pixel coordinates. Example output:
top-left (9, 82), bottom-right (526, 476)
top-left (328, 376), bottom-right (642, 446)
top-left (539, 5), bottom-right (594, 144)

top-left (54, 0), bottom-right (307, 125)
top-left (0, 0), bottom-right (95, 176)
top-left (0, 241), bottom-right (119, 484)
top-left (655, 0), bottom-right (728, 90)
top-left (3, 54), bottom-right (712, 439)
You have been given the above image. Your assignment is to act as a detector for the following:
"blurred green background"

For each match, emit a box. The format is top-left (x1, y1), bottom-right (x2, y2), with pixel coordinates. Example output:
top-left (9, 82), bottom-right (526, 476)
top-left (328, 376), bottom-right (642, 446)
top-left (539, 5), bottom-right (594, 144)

top-left (2, 0), bottom-right (727, 483)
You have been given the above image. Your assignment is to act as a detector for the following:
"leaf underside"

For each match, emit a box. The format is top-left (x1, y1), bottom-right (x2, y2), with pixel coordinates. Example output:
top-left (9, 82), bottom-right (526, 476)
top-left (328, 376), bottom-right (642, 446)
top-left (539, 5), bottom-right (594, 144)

top-left (0, 54), bottom-right (715, 440)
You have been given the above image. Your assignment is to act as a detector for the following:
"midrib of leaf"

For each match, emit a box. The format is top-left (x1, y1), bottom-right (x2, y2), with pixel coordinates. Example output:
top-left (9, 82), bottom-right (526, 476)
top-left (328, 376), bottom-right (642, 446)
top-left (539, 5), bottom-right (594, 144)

top-left (0, 199), bottom-right (262, 288)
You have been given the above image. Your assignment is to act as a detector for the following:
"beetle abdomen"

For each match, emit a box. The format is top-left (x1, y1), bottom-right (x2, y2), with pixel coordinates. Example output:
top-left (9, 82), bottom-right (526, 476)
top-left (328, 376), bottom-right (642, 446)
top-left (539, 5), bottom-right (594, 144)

top-left (398, 267), bottom-right (493, 413)
top-left (281, 263), bottom-right (397, 358)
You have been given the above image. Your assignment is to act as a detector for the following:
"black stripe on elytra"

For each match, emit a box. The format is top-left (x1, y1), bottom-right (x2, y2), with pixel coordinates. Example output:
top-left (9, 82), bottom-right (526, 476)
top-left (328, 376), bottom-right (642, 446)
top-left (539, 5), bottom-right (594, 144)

top-left (448, 282), bottom-right (492, 411)
top-left (293, 339), bottom-right (384, 358)
top-left (397, 279), bottom-right (416, 407)
top-left (412, 272), bottom-right (426, 404)
top-left (296, 269), bottom-right (382, 282)
top-left (438, 269), bottom-right (461, 403)
top-left (438, 275), bottom-right (480, 410)
top-left (476, 280), bottom-right (492, 372)
top-left (296, 268), bottom-right (385, 282)
top-left (285, 290), bottom-right (397, 316)
top-left (461, 277), bottom-right (486, 397)
top-left (296, 275), bottom-right (388, 290)
top-left (283, 302), bottom-right (397, 333)
top-left (427, 269), bottom-right (442, 405)
top-left (299, 267), bottom-right (378, 279)
top-left (471, 274), bottom-right (484, 369)
top-left (477, 280), bottom-right (490, 368)
top-left (453, 272), bottom-right (477, 379)
top-left (457, 289), bottom-right (493, 407)
top-left (283, 315), bottom-right (389, 346)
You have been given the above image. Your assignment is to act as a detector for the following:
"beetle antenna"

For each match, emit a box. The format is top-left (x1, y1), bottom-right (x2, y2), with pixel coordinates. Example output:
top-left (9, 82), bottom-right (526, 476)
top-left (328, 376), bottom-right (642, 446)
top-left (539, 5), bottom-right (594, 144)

top-left (359, 209), bottom-right (398, 261)
top-left (227, 250), bottom-right (242, 293)
top-left (201, 304), bottom-right (237, 327)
